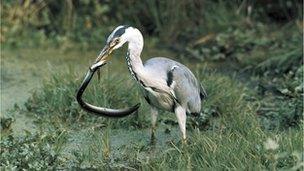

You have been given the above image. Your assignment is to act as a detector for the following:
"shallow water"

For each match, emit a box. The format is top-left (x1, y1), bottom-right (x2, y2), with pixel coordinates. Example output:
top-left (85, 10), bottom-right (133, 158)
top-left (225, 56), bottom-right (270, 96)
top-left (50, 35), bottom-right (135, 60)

top-left (1, 48), bottom-right (96, 135)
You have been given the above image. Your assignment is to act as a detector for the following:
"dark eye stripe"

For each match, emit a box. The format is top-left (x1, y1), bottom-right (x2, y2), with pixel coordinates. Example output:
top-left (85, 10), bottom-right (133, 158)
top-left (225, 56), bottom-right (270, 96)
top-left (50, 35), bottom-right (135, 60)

top-left (113, 25), bottom-right (129, 38)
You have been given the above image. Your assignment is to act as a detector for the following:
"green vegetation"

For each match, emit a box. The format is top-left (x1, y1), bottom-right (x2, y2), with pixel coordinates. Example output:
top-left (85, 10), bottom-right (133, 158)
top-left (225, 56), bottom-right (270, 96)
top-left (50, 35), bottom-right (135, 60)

top-left (1, 60), bottom-right (302, 169)
top-left (1, 0), bottom-right (303, 170)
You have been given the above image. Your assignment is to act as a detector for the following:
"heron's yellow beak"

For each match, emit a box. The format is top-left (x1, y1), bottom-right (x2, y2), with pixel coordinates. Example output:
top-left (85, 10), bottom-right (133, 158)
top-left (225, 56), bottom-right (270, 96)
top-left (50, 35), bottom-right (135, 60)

top-left (90, 45), bottom-right (111, 78)
top-left (95, 45), bottom-right (113, 64)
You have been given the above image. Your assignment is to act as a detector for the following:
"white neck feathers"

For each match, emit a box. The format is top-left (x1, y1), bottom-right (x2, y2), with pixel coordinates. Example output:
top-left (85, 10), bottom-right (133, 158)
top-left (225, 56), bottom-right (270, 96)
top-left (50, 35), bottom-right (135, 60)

top-left (124, 28), bottom-right (145, 82)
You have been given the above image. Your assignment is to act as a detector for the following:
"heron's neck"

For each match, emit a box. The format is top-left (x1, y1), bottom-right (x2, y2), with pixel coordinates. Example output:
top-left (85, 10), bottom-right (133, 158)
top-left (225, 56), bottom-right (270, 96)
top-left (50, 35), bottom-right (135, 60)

top-left (126, 31), bottom-right (145, 82)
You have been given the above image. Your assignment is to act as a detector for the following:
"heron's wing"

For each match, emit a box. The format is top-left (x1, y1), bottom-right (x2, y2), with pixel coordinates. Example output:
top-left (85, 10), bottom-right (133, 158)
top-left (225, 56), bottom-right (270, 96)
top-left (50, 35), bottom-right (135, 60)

top-left (144, 57), bottom-right (207, 103)
top-left (167, 65), bottom-right (203, 105)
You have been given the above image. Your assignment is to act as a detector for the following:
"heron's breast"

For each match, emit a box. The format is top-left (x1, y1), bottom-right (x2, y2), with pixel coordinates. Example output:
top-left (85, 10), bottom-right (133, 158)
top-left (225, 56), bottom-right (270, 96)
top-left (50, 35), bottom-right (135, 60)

top-left (143, 88), bottom-right (174, 112)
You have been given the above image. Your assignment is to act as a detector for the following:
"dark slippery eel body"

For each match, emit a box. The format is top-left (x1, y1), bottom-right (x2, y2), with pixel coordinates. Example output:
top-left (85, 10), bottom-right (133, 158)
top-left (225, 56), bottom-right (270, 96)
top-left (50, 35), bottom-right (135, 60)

top-left (76, 63), bottom-right (140, 117)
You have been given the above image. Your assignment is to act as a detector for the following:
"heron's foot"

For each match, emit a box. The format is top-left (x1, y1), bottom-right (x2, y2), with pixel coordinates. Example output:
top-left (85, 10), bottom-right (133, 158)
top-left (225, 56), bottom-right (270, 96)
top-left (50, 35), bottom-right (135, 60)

top-left (150, 138), bottom-right (156, 145)
top-left (150, 133), bottom-right (157, 145)
top-left (150, 127), bottom-right (157, 145)
top-left (177, 138), bottom-right (187, 148)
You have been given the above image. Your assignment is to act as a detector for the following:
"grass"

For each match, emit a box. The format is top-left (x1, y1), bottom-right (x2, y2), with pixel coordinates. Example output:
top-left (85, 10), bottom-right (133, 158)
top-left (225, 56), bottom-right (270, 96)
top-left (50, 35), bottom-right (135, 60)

top-left (1, 52), bottom-right (302, 169)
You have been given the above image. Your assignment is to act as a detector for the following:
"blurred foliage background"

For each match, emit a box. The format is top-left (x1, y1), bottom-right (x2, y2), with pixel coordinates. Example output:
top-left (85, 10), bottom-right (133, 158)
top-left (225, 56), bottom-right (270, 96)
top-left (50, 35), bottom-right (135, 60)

top-left (1, 0), bottom-right (303, 48)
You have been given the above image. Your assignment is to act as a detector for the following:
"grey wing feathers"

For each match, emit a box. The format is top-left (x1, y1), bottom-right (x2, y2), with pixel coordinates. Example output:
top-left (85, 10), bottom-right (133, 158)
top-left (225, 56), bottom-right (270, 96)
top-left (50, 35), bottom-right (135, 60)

top-left (169, 64), bottom-right (207, 101)
top-left (144, 57), bottom-right (206, 113)
top-left (168, 64), bottom-right (202, 113)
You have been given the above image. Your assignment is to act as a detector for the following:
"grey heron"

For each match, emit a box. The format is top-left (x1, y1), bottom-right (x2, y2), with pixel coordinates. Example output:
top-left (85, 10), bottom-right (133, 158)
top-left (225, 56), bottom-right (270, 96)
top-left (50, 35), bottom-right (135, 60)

top-left (76, 25), bottom-right (207, 142)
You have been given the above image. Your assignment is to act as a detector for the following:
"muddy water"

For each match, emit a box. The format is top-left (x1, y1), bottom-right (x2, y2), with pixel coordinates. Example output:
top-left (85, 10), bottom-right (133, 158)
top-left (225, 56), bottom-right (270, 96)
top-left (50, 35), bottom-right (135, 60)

top-left (1, 48), bottom-right (98, 134)
top-left (1, 48), bottom-right (104, 111)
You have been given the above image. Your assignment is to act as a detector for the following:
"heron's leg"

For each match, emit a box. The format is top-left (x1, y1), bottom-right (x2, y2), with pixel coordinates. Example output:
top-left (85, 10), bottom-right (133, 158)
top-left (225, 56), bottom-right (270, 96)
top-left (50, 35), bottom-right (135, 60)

top-left (175, 105), bottom-right (187, 143)
top-left (150, 107), bottom-right (158, 143)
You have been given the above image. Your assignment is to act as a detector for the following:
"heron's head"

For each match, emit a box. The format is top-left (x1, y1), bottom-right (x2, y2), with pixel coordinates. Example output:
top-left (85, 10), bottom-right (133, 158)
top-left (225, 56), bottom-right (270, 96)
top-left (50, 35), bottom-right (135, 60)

top-left (94, 25), bottom-right (134, 66)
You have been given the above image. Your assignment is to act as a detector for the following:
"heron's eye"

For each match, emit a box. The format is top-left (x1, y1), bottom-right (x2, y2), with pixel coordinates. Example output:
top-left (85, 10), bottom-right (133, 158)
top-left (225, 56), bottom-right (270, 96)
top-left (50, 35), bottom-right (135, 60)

top-left (110, 39), bottom-right (119, 47)
top-left (114, 39), bottom-right (120, 44)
